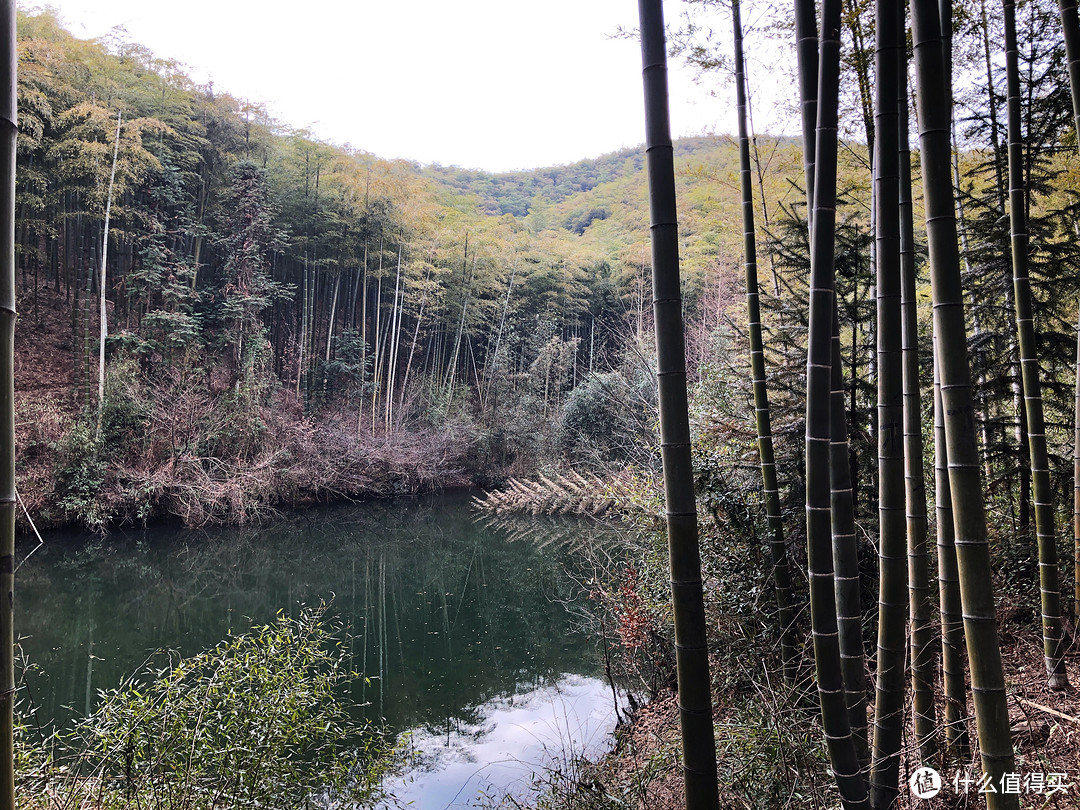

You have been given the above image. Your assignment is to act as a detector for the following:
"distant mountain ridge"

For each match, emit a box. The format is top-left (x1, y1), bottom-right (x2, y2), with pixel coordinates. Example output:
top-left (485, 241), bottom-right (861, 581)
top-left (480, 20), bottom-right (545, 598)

top-left (422, 136), bottom-right (762, 218)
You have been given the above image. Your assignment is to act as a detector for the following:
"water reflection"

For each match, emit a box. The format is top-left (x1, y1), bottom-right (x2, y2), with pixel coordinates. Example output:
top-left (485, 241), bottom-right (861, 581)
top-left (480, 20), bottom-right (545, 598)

top-left (387, 673), bottom-right (618, 809)
top-left (16, 491), bottom-right (621, 804)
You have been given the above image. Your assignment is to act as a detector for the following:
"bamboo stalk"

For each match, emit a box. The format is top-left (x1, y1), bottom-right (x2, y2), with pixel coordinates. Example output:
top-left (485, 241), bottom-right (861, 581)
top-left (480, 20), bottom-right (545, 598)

top-left (732, 0), bottom-right (798, 690)
top-left (1054, 0), bottom-right (1080, 627)
top-left (800, 0), bottom-right (869, 802)
top-left (96, 109), bottom-right (121, 441)
top-left (900, 33), bottom-right (939, 766)
top-left (1003, 0), bottom-right (1070, 690)
top-left (638, 3), bottom-right (719, 807)
top-left (830, 318), bottom-right (869, 773)
top-left (911, 1), bottom-right (1018, 804)
top-left (870, 0), bottom-right (909, 798)
top-left (0, 4), bottom-right (14, 806)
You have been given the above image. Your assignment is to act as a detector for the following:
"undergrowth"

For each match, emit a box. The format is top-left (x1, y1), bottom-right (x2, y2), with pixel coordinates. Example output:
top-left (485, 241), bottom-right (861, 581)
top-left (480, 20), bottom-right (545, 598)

top-left (16, 605), bottom-right (401, 810)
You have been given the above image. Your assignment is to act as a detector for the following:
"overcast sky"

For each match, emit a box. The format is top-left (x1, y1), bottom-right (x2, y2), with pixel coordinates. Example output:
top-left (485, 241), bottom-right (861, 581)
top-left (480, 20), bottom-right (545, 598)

top-left (29, 0), bottom-right (786, 173)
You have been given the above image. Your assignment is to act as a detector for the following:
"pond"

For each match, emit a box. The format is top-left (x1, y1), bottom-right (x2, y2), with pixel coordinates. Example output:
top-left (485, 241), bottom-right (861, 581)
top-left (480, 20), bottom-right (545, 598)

top-left (16, 490), bottom-right (625, 808)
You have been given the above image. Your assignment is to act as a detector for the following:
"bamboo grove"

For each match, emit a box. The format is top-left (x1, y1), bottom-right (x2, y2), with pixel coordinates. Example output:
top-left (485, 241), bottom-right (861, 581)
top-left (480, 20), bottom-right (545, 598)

top-left (9, 9), bottom-right (674, 530)
top-left (654, 0), bottom-right (1080, 806)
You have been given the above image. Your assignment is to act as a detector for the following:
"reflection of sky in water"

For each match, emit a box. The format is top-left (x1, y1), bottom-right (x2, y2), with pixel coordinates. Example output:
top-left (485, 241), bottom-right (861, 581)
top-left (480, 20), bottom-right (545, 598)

top-left (383, 674), bottom-right (619, 809)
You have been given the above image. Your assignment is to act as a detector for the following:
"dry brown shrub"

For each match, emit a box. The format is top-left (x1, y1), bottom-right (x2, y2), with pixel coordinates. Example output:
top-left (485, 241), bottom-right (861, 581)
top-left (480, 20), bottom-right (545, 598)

top-left (102, 380), bottom-right (471, 529)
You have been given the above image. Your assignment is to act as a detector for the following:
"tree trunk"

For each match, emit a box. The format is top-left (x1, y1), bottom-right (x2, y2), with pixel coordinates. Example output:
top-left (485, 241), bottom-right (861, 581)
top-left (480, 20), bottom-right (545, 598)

top-left (357, 242), bottom-right (369, 437)
top-left (800, 0), bottom-right (869, 803)
top-left (933, 339), bottom-right (972, 761)
top-left (830, 318), bottom-right (869, 774)
top-left (911, 2), bottom-right (1018, 804)
top-left (96, 110), bottom-right (122, 440)
top-left (870, 0), bottom-right (908, 801)
top-left (0, 5), bottom-right (15, 806)
top-left (900, 40), bottom-right (939, 766)
top-left (1055, 0), bottom-right (1080, 626)
top-left (1002, 0), bottom-right (1070, 689)
top-left (321, 269), bottom-right (341, 401)
top-left (384, 245), bottom-right (404, 430)
top-left (482, 261), bottom-right (517, 409)
top-left (980, 0), bottom-right (1029, 533)
top-left (398, 272), bottom-right (429, 417)
top-left (637, 4), bottom-right (719, 808)
top-left (732, 0), bottom-right (798, 690)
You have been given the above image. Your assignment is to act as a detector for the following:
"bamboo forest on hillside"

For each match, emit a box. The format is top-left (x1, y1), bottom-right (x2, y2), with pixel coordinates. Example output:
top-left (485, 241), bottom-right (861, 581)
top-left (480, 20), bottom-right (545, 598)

top-left (1, 0), bottom-right (1080, 808)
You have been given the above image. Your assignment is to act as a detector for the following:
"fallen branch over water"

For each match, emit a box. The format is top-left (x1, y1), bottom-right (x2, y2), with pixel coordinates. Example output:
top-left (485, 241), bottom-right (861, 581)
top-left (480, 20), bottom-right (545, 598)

top-left (472, 469), bottom-right (649, 517)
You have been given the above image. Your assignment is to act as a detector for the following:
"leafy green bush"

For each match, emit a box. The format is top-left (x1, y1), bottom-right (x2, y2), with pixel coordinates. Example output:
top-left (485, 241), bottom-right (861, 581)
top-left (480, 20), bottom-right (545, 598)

top-left (558, 369), bottom-right (657, 469)
top-left (18, 606), bottom-right (399, 809)
top-left (51, 416), bottom-right (108, 531)
top-left (51, 359), bottom-right (151, 530)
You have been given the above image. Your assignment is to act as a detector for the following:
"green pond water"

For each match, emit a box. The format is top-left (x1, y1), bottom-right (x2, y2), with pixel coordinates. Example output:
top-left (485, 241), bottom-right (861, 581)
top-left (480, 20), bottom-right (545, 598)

top-left (16, 491), bottom-right (624, 808)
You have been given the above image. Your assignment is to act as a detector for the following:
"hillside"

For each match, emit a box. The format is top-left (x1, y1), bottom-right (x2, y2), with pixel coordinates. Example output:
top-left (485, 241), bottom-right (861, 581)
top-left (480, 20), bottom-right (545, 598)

top-left (11, 9), bottom-right (834, 533)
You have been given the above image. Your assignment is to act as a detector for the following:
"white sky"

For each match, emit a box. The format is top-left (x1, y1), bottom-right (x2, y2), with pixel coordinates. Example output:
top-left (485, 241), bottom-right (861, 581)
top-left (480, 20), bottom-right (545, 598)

top-left (29, 0), bottom-right (784, 173)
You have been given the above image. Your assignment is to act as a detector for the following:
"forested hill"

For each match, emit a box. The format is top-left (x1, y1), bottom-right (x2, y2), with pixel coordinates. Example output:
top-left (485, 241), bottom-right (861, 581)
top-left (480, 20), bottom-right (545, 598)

top-left (422, 137), bottom-right (758, 218)
top-left (14, 8), bottom-right (823, 531)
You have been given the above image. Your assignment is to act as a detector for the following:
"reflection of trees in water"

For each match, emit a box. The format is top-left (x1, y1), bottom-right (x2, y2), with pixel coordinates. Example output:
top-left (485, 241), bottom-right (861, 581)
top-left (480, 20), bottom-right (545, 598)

top-left (474, 511), bottom-right (621, 555)
top-left (18, 493), bottom-right (611, 734)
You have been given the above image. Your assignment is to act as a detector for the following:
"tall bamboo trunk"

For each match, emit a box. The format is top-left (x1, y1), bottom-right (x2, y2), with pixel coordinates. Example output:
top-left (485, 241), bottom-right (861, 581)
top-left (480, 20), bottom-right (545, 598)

top-left (321, 269), bottom-right (341, 401)
top-left (900, 41), bottom-right (939, 766)
top-left (911, 1), bottom-right (1018, 804)
top-left (732, 0), bottom-right (798, 690)
top-left (934, 0), bottom-right (971, 764)
top-left (794, 0), bottom-right (819, 226)
top-left (384, 246), bottom-right (404, 430)
top-left (96, 110), bottom-right (122, 440)
top-left (948, 0), bottom-right (994, 478)
top-left (869, 0), bottom-right (908, 800)
top-left (933, 340), bottom-right (972, 761)
top-left (637, 3), bottom-right (719, 807)
top-left (0, 4), bottom-right (14, 806)
top-left (445, 238), bottom-right (471, 408)
top-left (829, 320), bottom-right (869, 773)
top-left (979, 0), bottom-right (1030, 534)
top-left (295, 259), bottom-right (304, 399)
top-left (1002, 0), bottom-right (1070, 689)
top-left (398, 295), bottom-right (426, 416)
top-left (1075, 305), bottom-right (1080, 623)
top-left (801, 0), bottom-right (869, 803)
top-left (482, 261), bottom-right (517, 408)
top-left (370, 252), bottom-right (384, 433)
top-left (1055, 0), bottom-right (1080, 625)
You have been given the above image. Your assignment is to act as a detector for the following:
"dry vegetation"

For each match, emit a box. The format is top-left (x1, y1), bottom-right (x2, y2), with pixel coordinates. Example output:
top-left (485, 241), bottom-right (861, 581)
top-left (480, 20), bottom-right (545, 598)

top-left (13, 282), bottom-right (471, 532)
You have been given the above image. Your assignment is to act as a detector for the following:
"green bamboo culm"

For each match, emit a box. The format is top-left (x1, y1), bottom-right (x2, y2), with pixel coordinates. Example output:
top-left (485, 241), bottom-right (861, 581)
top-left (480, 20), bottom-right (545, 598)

top-left (911, 1), bottom-right (1018, 805)
top-left (1076, 303), bottom-right (1080, 624)
top-left (636, 3), bottom-right (720, 808)
top-left (829, 318), bottom-right (869, 773)
top-left (869, 0), bottom-right (908, 800)
top-left (794, 0), bottom-right (819, 223)
top-left (801, 0), bottom-right (869, 803)
top-left (732, 0), bottom-right (798, 690)
top-left (0, 2), bottom-right (14, 807)
top-left (793, 4), bottom-right (870, 760)
top-left (1054, 0), bottom-right (1080, 625)
top-left (1002, 0), bottom-right (1070, 690)
top-left (933, 340), bottom-right (971, 762)
top-left (930, 0), bottom-right (969, 764)
top-left (899, 31), bottom-right (940, 767)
